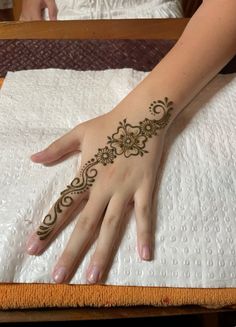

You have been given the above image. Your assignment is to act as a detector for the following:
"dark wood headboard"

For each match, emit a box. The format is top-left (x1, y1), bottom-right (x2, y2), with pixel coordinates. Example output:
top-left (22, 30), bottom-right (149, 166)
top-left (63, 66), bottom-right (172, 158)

top-left (182, 0), bottom-right (202, 17)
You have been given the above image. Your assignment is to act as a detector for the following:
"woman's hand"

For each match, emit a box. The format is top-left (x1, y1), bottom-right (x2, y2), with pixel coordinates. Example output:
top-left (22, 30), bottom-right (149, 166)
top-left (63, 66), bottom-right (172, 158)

top-left (25, 82), bottom-right (173, 284)
top-left (21, 0), bottom-right (236, 285)
top-left (20, 0), bottom-right (57, 21)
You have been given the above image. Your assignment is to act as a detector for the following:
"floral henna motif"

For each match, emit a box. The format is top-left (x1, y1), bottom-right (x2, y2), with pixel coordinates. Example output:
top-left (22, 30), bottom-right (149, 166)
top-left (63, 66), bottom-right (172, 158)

top-left (36, 97), bottom-right (173, 240)
top-left (95, 146), bottom-right (116, 165)
top-left (108, 120), bottom-right (147, 157)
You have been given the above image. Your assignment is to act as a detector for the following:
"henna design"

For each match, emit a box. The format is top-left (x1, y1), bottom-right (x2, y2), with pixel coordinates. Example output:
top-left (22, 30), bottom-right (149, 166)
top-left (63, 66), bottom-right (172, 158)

top-left (37, 97), bottom-right (173, 240)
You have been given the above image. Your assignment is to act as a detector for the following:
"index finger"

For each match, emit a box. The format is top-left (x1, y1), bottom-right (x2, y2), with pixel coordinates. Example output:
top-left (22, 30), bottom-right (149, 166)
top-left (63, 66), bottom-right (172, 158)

top-left (26, 176), bottom-right (89, 255)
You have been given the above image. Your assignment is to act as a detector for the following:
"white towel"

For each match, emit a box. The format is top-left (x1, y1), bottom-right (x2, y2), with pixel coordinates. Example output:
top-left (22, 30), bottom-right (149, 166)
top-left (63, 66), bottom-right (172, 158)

top-left (0, 68), bottom-right (235, 287)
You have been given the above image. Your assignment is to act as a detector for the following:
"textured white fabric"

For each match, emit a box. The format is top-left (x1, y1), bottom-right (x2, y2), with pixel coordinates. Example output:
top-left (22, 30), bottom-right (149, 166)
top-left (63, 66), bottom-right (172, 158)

top-left (45, 0), bottom-right (183, 20)
top-left (0, 69), bottom-right (236, 287)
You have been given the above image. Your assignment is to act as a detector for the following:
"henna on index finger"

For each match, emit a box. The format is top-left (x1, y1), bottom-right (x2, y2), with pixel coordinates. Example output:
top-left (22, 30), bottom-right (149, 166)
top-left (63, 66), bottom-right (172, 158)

top-left (36, 98), bottom-right (173, 240)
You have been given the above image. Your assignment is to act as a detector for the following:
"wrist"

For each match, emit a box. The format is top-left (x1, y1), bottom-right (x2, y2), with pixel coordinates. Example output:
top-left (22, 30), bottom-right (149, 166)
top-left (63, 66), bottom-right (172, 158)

top-left (112, 74), bottom-right (177, 134)
top-left (110, 81), bottom-right (174, 138)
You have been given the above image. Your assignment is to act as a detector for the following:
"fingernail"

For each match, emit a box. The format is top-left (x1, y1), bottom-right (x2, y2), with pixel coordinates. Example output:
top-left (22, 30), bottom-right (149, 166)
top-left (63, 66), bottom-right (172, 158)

top-left (142, 245), bottom-right (151, 260)
top-left (26, 240), bottom-right (39, 255)
top-left (53, 267), bottom-right (67, 283)
top-left (31, 150), bottom-right (45, 159)
top-left (87, 266), bottom-right (100, 284)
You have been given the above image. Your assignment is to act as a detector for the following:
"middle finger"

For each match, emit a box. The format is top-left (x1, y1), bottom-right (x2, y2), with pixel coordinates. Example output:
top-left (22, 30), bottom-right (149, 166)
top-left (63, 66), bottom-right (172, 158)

top-left (52, 191), bottom-right (110, 283)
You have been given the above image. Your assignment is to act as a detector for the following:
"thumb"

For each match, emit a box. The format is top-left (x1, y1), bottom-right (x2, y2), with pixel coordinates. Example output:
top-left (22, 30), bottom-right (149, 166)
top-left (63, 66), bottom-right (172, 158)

top-left (45, 0), bottom-right (58, 20)
top-left (31, 127), bottom-right (81, 164)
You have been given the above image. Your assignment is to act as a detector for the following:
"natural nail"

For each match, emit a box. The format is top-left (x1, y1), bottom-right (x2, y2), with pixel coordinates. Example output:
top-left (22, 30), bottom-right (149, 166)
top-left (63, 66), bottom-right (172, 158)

top-left (26, 240), bottom-right (39, 255)
top-left (142, 245), bottom-right (151, 260)
top-left (31, 150), bottom-right (45, 159)
top-left (53, 267), bottom-right (67, 283)
top-left (87, 266), bottom-right (100, 284)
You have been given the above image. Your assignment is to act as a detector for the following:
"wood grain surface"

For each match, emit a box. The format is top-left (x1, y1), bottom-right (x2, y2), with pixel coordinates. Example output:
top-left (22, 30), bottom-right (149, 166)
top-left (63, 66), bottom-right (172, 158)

top-left (0, 19), bottom-right (189, 40)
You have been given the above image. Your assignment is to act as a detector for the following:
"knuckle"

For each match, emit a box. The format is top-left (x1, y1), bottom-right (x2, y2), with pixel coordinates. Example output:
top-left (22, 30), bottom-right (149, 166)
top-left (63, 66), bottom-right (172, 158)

top-left (60, 250), bottom-right (75, 264)
top-left (137, 203), bottom-right (150, 216)
top-left (91, 250), bottom-right (104, 264)
top-left (77, 216), bottom-right (96, 232)
top-left (144, 170), bottom-right (155, 180)
top-left (143, 171), bottom-right (156, 187)
top-left (102, 165), bottom-right (116, 179)
top-left (104, 214), bottom-right (119, 227)
top-left (48, 141), bottom-right (59, 153)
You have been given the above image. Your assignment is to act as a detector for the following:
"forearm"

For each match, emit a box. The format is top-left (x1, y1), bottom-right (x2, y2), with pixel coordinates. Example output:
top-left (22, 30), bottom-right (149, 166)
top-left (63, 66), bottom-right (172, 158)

top-left (116, 0), bottom-right (236, 127)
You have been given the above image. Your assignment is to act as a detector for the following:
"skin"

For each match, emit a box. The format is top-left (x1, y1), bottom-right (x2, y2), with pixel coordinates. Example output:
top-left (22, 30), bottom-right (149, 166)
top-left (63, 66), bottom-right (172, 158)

top-left (20, 0), bottom-right (57, 21)
top-left (36, 99), bottom-right (173, 242)
top-left (26, 0), bottom-right (236, 284)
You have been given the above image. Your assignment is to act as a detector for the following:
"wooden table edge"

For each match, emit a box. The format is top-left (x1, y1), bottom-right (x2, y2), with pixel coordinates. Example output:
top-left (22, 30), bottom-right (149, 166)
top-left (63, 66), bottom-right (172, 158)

top-left (0, 18), bottom-right (189, 39)
top-left (0, 305), bottom-right (235, 322)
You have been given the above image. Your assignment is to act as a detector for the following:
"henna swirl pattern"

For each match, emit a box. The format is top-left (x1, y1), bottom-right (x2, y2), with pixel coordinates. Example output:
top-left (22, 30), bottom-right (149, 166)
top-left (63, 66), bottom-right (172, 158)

top-left (36, 97), bottom-right (173, 240)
